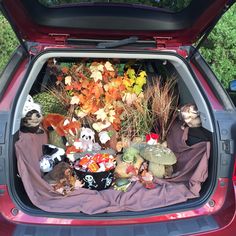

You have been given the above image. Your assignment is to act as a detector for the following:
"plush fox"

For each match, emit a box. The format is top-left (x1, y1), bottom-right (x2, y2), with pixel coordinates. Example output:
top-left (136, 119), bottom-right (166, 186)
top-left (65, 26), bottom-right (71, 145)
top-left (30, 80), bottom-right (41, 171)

top-left (43, 114), bottom-right (81, 137)
top-left (42, 114), bottom-right (67, 136)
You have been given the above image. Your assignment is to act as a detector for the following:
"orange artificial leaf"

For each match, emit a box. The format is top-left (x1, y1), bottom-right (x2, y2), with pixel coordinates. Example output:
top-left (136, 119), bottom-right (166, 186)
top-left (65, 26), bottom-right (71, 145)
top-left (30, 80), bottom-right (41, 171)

top-left (92, 84), bottom-right (104, 99)
top-left (61, 67), bottom-right (69, 74)
top-left (78, 94), bottom-right (86, 104)
top-left (81, 101), bottom-right (94, 114)
top-left (77, 72), bottom-right (88, 81)
top-left (72, 82), bottom-right (82, 90)
top-left (105, 93), bottom-right (113, 104)
top-left (90, 102), bottom-right (100, 114)
top-left (108, 71), bottom-right (116, 78)
top-left (57, 76), bottom-right (63, 81)
top-left (81, 88), bottom-right (89, 96)
top-left (81, 80), bottom-right (90, 89)
top-left (66, 145), bottom-right (82, 155)
top-left (65, 85), bottom-right (74, 91)
top-left (112, 122), bottom-right (121, 131)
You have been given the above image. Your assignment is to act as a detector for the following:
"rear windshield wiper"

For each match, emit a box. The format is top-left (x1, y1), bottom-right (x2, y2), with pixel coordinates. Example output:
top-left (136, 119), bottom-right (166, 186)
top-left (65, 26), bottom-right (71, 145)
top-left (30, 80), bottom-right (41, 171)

top-left (96, 36), bottom-right (139, 49)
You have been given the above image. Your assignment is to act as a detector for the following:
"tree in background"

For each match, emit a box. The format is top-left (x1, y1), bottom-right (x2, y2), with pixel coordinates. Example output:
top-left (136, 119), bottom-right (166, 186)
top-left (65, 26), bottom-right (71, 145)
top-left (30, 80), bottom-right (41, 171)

top-left (0, 3), bottom-right (235, 88)
top-left (200, 4), bottom-right (236, 88)
top-left (0, 14), bottom-right (18, 71)
top-left (39, 0), bottom-right (191, 11)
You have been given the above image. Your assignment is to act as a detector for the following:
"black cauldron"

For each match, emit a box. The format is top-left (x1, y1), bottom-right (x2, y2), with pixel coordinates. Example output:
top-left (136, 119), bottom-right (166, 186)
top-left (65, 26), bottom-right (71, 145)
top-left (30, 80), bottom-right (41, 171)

top-left (75, 168), bottom-right (115, 191)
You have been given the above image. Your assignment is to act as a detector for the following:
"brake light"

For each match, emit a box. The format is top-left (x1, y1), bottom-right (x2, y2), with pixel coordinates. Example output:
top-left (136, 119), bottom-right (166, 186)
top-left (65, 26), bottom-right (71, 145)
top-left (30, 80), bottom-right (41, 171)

top-left (233, 157), bottom-right (236, 183)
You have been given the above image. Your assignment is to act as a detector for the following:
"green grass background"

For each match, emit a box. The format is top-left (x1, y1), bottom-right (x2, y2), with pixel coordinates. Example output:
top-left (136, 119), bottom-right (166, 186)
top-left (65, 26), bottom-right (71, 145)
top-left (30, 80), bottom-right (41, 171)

top-left (0, 4), bottom-right (235, 87)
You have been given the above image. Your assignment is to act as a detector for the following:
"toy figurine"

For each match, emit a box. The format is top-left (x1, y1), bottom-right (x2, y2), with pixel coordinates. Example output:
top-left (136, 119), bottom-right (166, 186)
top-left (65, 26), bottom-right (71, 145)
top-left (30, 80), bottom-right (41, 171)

top-left (21, 95), bottom-right (43, 134)
top-left (140, 143), bottom-right (177, 178)
top-left (43, 162), bottom-right (84, 195)
top-left (39, 144), bottom-right (65, 173)
top-left (179, 104), bottom-right (201, 128)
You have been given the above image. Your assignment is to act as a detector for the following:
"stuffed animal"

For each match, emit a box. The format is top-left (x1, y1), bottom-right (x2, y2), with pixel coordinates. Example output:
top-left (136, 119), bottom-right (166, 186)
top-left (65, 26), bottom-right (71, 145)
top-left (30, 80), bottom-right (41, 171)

top-left (140, 144), bottom-right (177, 178)
top-left (115, 147), bottom-right (144, 178)
top-left (39, 144), bottom-right (65, 173)
top-left (43, 162), bottom-right (84, 195)
top-left (71, 127), bottom-right (101, 152)
top-left (21, 95), bottom-right (43, 134)
top-left (42, 114), bottom-right (81, 148)
top-left (179, 104), bottom-right (201, 129)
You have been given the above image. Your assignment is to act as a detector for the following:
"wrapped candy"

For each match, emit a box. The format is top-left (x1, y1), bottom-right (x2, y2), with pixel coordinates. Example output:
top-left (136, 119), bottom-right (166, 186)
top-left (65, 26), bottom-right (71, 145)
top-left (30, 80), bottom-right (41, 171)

top-left (74, 153), bottom-right (116, 173)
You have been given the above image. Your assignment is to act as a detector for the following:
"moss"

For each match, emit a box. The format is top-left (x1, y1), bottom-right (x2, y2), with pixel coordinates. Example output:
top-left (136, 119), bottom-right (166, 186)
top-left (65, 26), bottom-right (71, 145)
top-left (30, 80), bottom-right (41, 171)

top-left (33, 92), bottom-right (67, 116)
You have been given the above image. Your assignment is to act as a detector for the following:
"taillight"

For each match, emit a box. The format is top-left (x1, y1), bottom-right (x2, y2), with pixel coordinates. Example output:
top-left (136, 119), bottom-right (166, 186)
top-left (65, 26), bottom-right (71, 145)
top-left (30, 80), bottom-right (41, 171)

top-left (233, 157), bottom-right (236, 182)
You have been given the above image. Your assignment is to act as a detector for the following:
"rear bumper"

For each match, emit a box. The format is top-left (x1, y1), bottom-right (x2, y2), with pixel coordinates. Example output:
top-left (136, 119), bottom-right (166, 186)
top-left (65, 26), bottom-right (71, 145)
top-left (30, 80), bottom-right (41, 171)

top-left (0, 178), bottom-right (235, 235)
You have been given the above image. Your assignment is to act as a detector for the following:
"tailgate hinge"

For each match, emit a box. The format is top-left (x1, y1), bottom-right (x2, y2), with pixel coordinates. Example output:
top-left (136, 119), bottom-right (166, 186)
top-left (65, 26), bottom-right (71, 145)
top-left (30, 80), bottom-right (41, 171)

top-left (49, 33), bottom-right (70, 44)
top-left (154, 37), bottom-right (172, 48)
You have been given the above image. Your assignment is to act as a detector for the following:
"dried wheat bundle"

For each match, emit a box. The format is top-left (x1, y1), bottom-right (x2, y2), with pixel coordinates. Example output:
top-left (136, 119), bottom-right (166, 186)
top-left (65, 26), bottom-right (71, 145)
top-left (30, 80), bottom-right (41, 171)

top-left (146, 77), bottom-right (179, 141)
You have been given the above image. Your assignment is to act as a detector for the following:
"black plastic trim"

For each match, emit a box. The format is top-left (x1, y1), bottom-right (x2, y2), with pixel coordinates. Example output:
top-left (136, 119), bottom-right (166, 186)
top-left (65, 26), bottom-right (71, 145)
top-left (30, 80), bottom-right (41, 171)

top-left (0, 112), bottom-right (9, 185)
top-left (13, 215), bottom-right (219, 236)
top-left (8, 47), bottom-right (219, 220)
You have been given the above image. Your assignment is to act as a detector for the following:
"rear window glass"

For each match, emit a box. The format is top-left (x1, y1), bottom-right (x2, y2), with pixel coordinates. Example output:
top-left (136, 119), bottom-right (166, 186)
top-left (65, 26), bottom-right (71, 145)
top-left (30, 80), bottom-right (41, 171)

top-left (38, 0), bottom-right (192, 12)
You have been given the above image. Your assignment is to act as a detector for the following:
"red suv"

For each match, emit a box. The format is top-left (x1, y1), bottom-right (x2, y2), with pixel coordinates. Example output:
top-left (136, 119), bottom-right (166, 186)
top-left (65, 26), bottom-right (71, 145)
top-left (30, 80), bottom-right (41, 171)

top-left (0, 0), bottom-right (236, 235)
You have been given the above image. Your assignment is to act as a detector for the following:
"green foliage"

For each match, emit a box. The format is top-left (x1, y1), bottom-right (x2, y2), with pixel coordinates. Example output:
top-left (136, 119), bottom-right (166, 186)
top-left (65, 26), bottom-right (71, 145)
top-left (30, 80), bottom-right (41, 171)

top-left (200, 4), bottom-right (236, 87)
top-left (39, 0), bottom-right (191, 11)
top-left (33, 92), bottom-right (67, 116)
top-left (0, 14), bottom-right (19, 73)
top-left (0, 3), bottom-right (235, 88)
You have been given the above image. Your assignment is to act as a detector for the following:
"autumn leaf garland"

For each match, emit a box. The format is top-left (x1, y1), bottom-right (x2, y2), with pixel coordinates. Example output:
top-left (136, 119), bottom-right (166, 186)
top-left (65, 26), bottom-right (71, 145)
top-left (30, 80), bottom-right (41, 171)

top-left (56, 61), bottom-right (147, 132)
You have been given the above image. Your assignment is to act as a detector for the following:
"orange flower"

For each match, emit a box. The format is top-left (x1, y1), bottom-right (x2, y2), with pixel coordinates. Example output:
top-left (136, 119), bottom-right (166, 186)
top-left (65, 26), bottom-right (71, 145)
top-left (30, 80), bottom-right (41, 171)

top-left (61, 67), bottom-right (69, 74)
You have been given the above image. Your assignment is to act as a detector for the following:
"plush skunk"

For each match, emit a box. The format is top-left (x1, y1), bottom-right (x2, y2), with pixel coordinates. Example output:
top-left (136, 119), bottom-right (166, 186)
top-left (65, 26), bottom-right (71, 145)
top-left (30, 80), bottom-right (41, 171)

top-left (39, 144), bottom-right (66, 173)
top-left (21, 95), bottom-right (43, 133)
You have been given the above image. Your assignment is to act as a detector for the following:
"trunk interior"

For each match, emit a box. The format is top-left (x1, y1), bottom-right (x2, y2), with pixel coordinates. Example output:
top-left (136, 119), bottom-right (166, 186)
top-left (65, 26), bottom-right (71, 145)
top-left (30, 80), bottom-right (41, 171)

top-left (10, 50), bottom-right (216, 217)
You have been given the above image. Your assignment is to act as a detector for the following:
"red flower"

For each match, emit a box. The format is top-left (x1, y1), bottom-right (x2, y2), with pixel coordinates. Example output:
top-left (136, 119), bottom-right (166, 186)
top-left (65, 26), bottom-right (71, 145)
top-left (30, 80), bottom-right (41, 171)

top-left (146, 133), bottom-right (160, 142)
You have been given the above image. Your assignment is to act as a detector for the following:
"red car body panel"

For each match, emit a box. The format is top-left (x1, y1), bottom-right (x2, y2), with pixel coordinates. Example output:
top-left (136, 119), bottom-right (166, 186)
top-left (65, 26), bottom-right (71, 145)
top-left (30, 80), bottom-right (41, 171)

top-left (0, 179), bottom-right (235, 232)
top-left (190, 63), bottom-right (224, 110)
top-left (1, 0), bottom-right (230, 44)
top-left (0, 59), bottom-right (28, 111)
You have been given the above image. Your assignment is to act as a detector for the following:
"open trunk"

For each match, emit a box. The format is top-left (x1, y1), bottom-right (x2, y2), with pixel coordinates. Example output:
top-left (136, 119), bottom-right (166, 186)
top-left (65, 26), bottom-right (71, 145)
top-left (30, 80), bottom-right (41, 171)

top-left (10, 50), bottom-right (216, 217)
